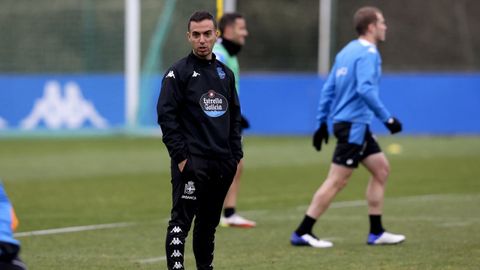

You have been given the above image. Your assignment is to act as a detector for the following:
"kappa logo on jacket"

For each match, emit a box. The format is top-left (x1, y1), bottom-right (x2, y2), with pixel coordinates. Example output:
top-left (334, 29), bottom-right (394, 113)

top-left (192, 70), bottom-right (200, 77)
top-left (166, 70), bottom-right (175, 79)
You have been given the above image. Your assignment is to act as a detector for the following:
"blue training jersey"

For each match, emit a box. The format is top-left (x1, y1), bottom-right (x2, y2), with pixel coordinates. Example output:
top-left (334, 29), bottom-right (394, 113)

top-left (0, 182), bottom-right (19, 245)
top-left (317, 39), bottom-right (391, 126)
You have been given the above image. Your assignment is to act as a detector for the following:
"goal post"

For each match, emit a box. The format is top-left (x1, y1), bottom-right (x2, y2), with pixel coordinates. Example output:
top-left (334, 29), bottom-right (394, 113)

top-left (125, 0), bottom-right (140, 129)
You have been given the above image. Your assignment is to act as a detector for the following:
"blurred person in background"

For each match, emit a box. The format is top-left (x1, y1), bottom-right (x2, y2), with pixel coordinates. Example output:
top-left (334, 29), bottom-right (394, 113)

top-left (290, 6), bottom-right (405, 248)
top-left (0, 181), bottom-right (27, 270)
top-left (213, 12), bottom-right (256, 229)
top-left (157, 11), bottom-right (243, 270)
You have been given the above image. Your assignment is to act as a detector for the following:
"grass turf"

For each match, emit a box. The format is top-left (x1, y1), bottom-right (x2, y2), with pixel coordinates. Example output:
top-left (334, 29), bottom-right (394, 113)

top-left (0, 136), bottom-right (479, 269)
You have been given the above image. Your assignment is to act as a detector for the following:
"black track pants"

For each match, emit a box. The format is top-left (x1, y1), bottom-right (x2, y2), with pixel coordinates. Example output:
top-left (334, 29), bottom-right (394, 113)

top-left (165, 155), bottom-right (237, 270)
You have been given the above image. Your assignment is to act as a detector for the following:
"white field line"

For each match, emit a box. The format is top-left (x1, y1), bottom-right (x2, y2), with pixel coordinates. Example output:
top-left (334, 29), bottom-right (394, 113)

top-left (330, 200), bottom-right (365, 208)
top-left (136, 256), bottom-right (167, 264)
top-left (14, 222), bottom-right (134, 238)
top-left (14, 194), bottom-right (473, 239)
top-left (437, 221), bottom-right (473, 228)
top-left (291, 193), bottom-right (479, 214)
top-left (11, 193), bottom-right (477, 264)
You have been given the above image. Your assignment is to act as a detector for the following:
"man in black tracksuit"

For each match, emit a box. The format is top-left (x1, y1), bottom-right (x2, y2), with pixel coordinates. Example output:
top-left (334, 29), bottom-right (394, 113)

top-left (157, 11), bottom-right (242, 270)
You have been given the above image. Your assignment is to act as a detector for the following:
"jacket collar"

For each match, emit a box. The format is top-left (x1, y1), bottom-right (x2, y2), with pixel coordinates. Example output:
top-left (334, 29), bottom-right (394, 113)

top-left (188, 51), bottom-right (217, 66)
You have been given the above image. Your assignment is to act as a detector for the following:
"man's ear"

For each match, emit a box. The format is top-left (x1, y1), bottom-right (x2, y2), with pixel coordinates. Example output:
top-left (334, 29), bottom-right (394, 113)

top-left (367, 23), bottom-right (376, 34)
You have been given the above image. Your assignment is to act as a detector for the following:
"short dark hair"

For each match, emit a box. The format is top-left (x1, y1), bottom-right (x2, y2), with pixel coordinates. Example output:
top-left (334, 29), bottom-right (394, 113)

top-left (188, 11), bottom-right (217, 31)
top-left (354, 6), bottom-right (382, 35)
top-left (218, 12), bottom-right (244, 36)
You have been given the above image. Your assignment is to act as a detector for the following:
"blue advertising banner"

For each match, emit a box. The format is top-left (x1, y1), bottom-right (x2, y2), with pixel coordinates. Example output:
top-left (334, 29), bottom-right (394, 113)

top-left (0, 73), bottom-right (479, 135)
top-left (239, 73), bottom-right (480, 135)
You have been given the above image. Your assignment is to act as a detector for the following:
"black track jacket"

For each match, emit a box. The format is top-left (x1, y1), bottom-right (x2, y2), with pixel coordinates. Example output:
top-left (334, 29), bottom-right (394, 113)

top-left (157, 52), bottom-right (243, 164)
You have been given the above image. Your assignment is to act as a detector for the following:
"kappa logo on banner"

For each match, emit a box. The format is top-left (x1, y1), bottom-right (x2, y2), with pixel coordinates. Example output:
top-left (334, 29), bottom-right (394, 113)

top-left (0, 117), bottom-right (7, 129)
top-left (199, 90), bottom-right (228, 117)
top-left (20, 81), bottom-right (108, 130)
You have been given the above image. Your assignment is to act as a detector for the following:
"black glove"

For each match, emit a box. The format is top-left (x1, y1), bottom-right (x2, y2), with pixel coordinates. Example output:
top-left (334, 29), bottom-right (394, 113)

top-left (384, 117), bottom-right (402, 134)
top-left (313, 122), bottom-right (329, 151)
top-left (241, 115), bottom-right (250, 129)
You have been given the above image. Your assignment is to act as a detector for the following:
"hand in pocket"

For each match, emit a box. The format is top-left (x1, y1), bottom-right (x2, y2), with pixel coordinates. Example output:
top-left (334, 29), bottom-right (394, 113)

top-left (178, 159), bottom-right (188, 172)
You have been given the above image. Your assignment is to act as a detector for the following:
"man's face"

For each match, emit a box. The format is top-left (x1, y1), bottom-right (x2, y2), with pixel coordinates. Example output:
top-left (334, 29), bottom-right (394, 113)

top-left (229, 18), bottom-right (248, 46)
top-left (373, 13), bottom-right (387, 42)
top-left (187, 19), bottom-right (218, 59)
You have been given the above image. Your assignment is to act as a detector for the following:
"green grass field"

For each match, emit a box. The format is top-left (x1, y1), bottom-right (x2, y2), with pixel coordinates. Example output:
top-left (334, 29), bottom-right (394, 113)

top-left (0, 136), bottom-right (479, 269)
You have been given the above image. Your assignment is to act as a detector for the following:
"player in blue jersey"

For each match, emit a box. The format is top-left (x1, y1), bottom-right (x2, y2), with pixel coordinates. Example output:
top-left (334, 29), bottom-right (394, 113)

top-left (0, 181), bottom-right (27, 270)
top-left (291, 6), bottom-right (405, 248)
